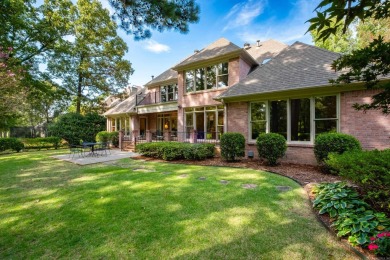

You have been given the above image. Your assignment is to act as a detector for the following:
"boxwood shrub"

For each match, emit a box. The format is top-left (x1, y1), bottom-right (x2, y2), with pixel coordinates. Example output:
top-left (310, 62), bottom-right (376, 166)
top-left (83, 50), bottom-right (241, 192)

top-left (0, 138), bottom-right (24, 152)
top-left (256, 133), bottom-right (286, 166)
top-left (314, 132), bottom-right (361, 165)
top-left (21, 137), bottom-right (62, 150)
top-left (96, 131), bottom-right (112, 143)
top-left (326, 149), bottom-right (390, 215)
top-left (220, 132), bottom-right (245, 161)
top-left (110, 131), bottom-right (119, 147)
top-left (136, 142), bottom-right (214, 161)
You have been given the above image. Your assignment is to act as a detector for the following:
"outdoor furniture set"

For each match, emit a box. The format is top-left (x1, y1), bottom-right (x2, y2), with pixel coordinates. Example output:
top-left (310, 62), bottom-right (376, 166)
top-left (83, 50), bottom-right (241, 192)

top-left (69, 142), bottom-right (111, 158)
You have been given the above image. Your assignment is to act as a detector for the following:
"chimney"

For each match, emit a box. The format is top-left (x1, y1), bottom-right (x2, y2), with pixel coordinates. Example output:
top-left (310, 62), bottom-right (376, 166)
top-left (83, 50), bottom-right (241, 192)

top-left (243, 43), bottom-right (250, 49)
top-left (256, 40), bottom-right (261, 47)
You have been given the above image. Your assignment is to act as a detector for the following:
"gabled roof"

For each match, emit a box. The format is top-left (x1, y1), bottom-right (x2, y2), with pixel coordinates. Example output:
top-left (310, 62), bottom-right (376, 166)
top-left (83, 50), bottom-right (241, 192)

top-left (172, 38), bottom-right (257, 70)
top-left (244, 39), bottom-right (288, 64)
top-left (144, 69), bottom-right (178, 87)
top-left (103, 93), bottom-right (140, 116)
top-left (217, 42), bottom-right (341, 99)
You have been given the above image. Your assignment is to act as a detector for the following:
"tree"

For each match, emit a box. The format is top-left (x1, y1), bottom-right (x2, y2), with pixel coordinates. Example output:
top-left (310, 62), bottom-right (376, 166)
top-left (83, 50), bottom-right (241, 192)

top-left (108, 0), bottom-right (200, 40)
top-left (0, 0), bottom-right (74, 130)
top-left (307, 0), bottom-right (390, 114)
top-left (48, 0), bottom-right (133, 114)
top-left (310, 18), bottom-right (357, 54)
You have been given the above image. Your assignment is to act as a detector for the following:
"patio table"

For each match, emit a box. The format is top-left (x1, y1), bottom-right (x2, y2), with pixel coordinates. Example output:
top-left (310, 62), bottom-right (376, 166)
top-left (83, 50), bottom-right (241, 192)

top-left (82, 142), bottom-right (99, 157)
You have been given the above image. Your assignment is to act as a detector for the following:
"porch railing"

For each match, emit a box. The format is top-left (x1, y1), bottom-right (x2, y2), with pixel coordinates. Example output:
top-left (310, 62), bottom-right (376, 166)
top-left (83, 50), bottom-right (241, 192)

top-left (120, 130), bottom-right (221, 150)
top-left (136, 92), bottom-right (177, 106)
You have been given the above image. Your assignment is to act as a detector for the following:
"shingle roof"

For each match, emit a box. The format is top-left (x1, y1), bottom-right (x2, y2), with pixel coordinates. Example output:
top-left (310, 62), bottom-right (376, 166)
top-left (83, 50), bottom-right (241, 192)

top-left (173, 38), bottom-right (243, 69)
top-left (144, 69), bottom-right (178, 87)
top-left (103, 95), bottom-right (138, 116)
top-left (217, 42), bottom-right (341, 99)
top-left (244, 39), bottom-right (288, 64)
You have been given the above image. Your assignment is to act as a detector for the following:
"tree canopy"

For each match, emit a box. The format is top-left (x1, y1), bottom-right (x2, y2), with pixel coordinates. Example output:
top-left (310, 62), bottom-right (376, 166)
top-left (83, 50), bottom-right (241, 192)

top-left (48, 0), bottom-right (133, 114)
top-left (108, 0), bottom-right (200, 40)
top-left (308, 0), bottom-right (390, 114)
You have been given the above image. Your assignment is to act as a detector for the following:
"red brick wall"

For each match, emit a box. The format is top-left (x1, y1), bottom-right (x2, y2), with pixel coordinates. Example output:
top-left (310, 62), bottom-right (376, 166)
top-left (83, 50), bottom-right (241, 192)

top-left (340, 89), bottom-right (390, 150)
top-left (239, 58), bottom-right (251, 80)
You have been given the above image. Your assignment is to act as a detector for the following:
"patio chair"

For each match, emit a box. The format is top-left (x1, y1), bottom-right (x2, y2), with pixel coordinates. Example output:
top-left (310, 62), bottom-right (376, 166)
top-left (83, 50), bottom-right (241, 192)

top-left (69, 144), bottom-right (84, 158)
top-left (95, 142), bottom-right (109, 156)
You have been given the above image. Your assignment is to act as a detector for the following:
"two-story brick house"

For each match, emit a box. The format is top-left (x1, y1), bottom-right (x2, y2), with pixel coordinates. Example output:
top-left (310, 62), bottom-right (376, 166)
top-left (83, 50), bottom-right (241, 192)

top-left (104, 38), bottom-right (390, 164)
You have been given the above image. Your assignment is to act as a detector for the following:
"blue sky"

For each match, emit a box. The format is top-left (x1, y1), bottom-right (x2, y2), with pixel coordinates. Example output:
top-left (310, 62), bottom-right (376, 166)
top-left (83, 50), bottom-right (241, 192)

top-left (100, 0), bottom-right (321, 87)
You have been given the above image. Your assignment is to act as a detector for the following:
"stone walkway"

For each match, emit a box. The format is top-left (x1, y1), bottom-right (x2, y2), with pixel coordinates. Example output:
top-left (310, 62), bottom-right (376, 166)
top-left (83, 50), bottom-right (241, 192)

top-left (52, 149), bottom-right (139, 165)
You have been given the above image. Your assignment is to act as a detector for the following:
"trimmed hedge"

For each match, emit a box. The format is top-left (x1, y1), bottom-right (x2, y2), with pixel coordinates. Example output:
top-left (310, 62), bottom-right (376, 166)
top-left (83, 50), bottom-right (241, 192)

top-left (111, 131), bottom-right (119, 147)
top-left (314, 132), bottom-right (361, 165)
top-left (136, 142), bottom-right (214, 161)
top-left (256, 133), bottom-right (286, 166)
top-left (21, 137), bottom-right (62, 150)
top-left (220, 132), bottom-right (245, 161)
top-left (326, 149), bottom-right (390, 215)
top-left (0, 138), bottom-right (24, 152)
top-left (96, 131), bottom-right (112, 143)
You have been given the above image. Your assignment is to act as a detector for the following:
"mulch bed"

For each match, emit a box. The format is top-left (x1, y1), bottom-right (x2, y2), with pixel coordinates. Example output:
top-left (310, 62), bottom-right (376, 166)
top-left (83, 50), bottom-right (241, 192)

top-left (132, 155), bottom-right (382, 259)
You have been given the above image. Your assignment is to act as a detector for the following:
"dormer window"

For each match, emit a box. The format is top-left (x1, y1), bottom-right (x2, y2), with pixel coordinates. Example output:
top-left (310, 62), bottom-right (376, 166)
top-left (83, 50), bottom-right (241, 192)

top-left (185, 62), bottom-right (229, 93)
top-left (160, 84), bottom-right (178, 102)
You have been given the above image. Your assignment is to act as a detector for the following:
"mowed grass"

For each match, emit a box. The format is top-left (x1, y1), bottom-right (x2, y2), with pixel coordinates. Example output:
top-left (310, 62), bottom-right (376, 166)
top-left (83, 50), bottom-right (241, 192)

top-left (0, 150), bottom-right (357, 259)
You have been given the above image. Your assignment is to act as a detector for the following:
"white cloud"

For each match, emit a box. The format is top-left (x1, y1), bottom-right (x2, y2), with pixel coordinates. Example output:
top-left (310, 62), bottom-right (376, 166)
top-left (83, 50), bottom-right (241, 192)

top-left (235, 0), bottom-right (318, 44)
top-left (144, 40), bottom-right (170, 53)
top-left (223, 0), bottom-right (266, 31)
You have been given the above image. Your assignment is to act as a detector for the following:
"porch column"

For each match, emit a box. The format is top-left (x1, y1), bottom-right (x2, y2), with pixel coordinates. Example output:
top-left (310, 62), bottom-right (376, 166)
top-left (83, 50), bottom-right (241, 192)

top-left (146, 130), bottom-right (152, 142)
top-left (132, 130), bottom-right (138, 142)
top-left (119, 130), bottom-right (124, 151)
top-left (164, 130), bottom-right (171, 141)
top-left (190, 129), bottom-right (197, 143)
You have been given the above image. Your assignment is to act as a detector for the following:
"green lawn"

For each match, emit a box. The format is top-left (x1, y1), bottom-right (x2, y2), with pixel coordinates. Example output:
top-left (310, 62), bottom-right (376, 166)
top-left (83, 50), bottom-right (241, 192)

top-left (0, 150), bottom-right (357, 259)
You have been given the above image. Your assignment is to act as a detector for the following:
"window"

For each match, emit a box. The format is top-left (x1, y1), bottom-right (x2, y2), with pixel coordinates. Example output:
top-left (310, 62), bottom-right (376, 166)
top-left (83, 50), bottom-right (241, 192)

top-left (217, 63), bottom-right (228, 88)
top-left (185, 62), bottom-right (229, 93)
top-left (290, 98), bottom-right (311, 141)
top-left (184, 106), bottom-right (224, 139)
top-left (315, 96), bottom-right (338, 135)
top-left (160, 84), bottom-right (178, 102)
top-left (185, 71), bottom-right (194, 93)
top-left (195, 68), bottom-right (205, 91)
top-left (249, 95), bottom-right (339, 143)
top-left (270, 100), bottom-right (287, 139)
top-left (250, 102), bottom-right (267, 140)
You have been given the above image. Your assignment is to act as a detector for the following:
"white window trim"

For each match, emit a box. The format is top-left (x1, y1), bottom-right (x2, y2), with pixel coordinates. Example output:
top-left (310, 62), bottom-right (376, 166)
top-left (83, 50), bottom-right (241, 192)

top-left (185, 62), bottom-right (229, 93)
top-left (248, 94), bottom-right (340, 145)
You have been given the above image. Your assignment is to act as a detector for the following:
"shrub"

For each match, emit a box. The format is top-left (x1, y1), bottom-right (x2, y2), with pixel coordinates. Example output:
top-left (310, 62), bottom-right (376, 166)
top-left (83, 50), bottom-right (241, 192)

top-left (220, 132), bottom-right (245, 161)
top-left (96, 131), bottom-right (111, 143)
top-left (21, 137), bottom-right (62, 150)
top-left (312, 182), bottom-right (390, 248)
top-left (326, 149), bottom-right (390, 214)
top-left (48, 112), bottom-right (105, 144)
top-left (314, 132), bottom-right (361, 165)
top-left (110, 131), bottom-right (119, 147)
top-left (0, 138), bottom-right (24, 152)
top-left (136, 142), bottom-right (214, 161)
top-left (256, 133), bottom-right (286, 166)
top-left (312, 182), bottom-right (370, 218)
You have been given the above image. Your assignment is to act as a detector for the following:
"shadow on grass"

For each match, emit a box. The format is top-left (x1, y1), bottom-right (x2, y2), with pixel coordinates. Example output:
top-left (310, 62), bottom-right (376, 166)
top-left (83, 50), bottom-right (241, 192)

top-left (0, 153), bottom-right (357, 259)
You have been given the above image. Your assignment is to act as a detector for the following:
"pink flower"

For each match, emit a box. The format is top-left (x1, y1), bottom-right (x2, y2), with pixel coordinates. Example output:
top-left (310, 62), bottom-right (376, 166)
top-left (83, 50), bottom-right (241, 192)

top-left (370, 236), bottom-right (376, 241)
top-left (368, 244), bottom-right (379, 250)
top-left (377, 233), bottom-right (385, 238)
